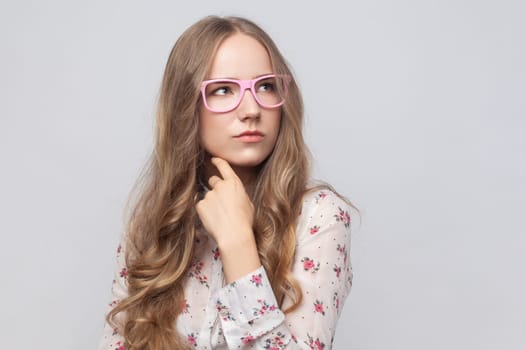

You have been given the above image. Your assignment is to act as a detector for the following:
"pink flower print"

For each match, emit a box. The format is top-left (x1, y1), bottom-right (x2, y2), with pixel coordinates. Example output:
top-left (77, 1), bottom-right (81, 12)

top-left (212, 247), bottom-right (220, 260)
top-left (313, 300), bottom-right (325, 315)
top-left (333, 292), bottom-right (340, 312)
top-left (119, 268), bottom-right (128, 278)
top-left (334, 207), bottom-right (351, 228)
top-left (333, 265), bottom-right (341, 278)
top-left (113, 340), bottom-right (126, 350)
top-left (309, 225), bottom-right (320, 235)
top-left (194, 261), bottom-right (204, 273)
top-left (315, 191), bottom-right (327, 203)
top-left (336, 244), bottom-right (348, 265)
top-left (253, 299), bottom-right (277, 316)
top-left (314, 339), bottom-right (325, 350)
top-left (250, 273), bottom-right (263, 287)
top-left (187, 333), bottom-right (197, 347)
top-left (188, 260), bottom-right (209, 288)
top-left (241, 335), bottom-right (254, 344)
top-left (303, 258), bottom-right (314, 270)
top-left (216, 299), bottom-right (235, 321)
top-left (109, 299), bottom-right (119, 307)
top-left (116, 244), bottom-right (122, 255)
top-left (263, 331), bottom-right (286, 349)
top-left (181, 299), bottom-right (190, 314)
top-left (301, 257), bottom-right (320, 272)
top-left (197, 274), bottom-right (209, 287)
top-left (305, 333), bottom-right (325, 349)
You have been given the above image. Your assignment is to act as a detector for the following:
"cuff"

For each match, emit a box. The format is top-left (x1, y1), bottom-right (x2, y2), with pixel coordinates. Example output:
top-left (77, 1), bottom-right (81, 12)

top-left (213, 266), bottom-right (286, 346)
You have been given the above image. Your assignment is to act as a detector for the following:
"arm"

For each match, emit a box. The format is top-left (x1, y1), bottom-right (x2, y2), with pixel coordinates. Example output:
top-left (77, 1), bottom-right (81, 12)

top-left (196, 157), bottom-right (262, 284)
top-left (213, 189), bottom-right (353, 349)
top-left (97, 240), bottom-right (128, 350)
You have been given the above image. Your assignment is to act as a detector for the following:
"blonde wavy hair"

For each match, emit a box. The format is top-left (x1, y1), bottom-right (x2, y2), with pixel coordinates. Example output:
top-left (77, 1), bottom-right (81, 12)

top-left (107, 15), bottom-right (341, 350)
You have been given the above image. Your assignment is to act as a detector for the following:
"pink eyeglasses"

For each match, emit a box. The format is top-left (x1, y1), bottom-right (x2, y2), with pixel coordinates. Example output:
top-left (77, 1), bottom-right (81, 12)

top-left (200, 74), bottom-right (291, 113)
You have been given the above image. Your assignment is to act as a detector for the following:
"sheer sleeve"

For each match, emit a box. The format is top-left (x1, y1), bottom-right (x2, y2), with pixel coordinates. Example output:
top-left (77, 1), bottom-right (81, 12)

top-left (97, 239), bottom-right (129, 350)
top-left (212, 189), bottom-right (353, 349)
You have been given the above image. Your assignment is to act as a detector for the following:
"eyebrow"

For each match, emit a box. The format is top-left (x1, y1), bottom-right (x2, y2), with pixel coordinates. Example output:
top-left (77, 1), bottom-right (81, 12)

top-left (206, 73), bottom-right (274, 80)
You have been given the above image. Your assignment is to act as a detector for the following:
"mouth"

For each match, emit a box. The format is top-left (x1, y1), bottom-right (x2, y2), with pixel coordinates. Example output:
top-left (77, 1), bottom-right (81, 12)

top-left (235, 130), bottom-right (265, 137)
top-left (234, 130), bottom-right (265, 143)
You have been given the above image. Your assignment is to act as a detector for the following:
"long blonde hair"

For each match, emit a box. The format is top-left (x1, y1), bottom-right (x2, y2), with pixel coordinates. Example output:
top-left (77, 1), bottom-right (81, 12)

top-left (108, 15), bottom-right (317, 349)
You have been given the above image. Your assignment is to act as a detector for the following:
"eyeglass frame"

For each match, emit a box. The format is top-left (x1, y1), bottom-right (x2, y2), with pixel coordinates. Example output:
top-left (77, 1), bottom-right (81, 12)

top-left (200, 73), bottom-right (292, 113)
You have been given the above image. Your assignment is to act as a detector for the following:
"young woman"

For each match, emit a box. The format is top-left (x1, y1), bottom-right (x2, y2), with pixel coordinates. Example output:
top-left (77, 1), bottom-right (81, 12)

top-left (99, 15), bottom-right (356, 350)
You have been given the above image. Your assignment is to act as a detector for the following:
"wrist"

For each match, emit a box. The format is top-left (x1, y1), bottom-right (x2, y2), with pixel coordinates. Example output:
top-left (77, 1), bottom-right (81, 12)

top-left (216, 230), bottom-right (257, 252)
top-left (216, 231), bottom-right (261, 284)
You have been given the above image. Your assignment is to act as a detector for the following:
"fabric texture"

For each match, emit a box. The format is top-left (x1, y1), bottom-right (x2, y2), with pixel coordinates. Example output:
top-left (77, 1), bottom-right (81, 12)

top-left (98, 188), bottom-right (353, 349)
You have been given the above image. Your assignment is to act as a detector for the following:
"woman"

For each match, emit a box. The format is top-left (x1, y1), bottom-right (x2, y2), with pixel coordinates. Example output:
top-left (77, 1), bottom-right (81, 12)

top-left (99, 15), bottom-right (356, 350)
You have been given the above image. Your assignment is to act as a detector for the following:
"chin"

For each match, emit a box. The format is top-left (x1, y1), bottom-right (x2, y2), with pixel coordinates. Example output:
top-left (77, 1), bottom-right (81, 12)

top-left (227, 158), bottom-right (266, 168)
top-left (222, 152), bottom-right (272, 169)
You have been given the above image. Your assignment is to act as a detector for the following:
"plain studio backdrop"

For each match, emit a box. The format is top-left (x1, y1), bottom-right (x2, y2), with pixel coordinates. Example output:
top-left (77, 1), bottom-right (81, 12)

top-left (1, 0), bottom-right (523, 349)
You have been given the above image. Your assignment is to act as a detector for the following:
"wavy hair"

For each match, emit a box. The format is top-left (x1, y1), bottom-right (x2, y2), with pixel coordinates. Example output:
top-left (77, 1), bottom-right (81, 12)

top-left (106, 15), bottom-right (345, 349)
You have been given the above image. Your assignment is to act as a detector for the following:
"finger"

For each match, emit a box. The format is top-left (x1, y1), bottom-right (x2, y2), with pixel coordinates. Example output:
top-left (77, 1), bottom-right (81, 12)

top-left (208, 175), bottom-right (222, 189)
top-left (211, 157), bottom-right (238, 181)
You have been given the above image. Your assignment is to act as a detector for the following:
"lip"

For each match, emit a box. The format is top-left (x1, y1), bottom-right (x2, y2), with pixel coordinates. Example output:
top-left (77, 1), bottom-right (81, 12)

top-left (235, 130), bottom-right (264, 137)
top-left (234, 130), bottom-right (265, 143)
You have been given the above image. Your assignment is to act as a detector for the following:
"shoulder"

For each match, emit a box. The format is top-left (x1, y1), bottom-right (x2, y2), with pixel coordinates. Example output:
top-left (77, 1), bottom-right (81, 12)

top-left (300, 187), bottom-right (352, 221)
top-left (296, 186), bottom-right (352, 243)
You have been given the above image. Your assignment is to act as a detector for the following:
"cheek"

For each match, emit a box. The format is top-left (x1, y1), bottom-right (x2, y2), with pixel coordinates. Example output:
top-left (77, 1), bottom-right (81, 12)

top-left (198, 121), bottom-right (214, 150)
top-left (198, 109), bottom-right (214, 142)
top-left (198, 113), bottom-right (229, 152)
top-left (270, 113), bottom-right (282, 141)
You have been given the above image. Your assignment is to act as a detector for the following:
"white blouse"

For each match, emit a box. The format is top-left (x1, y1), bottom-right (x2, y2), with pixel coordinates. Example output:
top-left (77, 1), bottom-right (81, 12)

top-left (98, 188), bottom-right (353, 349)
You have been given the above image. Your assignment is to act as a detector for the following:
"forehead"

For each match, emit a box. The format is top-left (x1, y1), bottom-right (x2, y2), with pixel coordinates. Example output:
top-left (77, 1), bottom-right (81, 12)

top-left (207, 33), bottom-right (273, 79)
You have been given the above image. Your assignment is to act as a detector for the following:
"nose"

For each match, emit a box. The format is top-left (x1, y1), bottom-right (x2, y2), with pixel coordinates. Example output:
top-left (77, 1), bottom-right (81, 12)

top-left (237, 88), bottom-right (261, 120)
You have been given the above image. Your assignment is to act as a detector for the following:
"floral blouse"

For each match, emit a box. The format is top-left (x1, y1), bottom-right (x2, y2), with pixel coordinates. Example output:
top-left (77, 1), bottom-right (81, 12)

top-left (98, 189), bottom-right (353, 349)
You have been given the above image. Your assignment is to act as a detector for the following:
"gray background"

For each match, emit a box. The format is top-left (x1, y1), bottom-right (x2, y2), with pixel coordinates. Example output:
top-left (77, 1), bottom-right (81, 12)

top-left (1, 0), bottom-right (524, 349)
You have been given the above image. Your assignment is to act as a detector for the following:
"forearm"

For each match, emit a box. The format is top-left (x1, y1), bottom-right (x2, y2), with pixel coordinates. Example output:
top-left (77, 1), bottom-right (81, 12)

top-left (214, 189), bottom-right (354, 349)
top-left (214, 265), bottom-right (339, 349)
top-left (217, 231), bottom-right (262, 284)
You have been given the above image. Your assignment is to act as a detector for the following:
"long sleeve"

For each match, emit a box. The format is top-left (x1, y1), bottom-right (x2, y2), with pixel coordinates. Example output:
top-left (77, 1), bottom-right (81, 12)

top-left (97, 189), bottom-right (353, 349)
top-left (211, 189), bottom-right (353, 349)
top-left (98, 240), bottom-right (129, 350)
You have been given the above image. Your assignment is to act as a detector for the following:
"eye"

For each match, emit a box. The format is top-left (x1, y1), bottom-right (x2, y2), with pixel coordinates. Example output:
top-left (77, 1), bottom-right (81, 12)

top-left (211, 86), bottom-right (233, 96)
top-left (256, 77), bottom-right (277, 93)
top-left (205, 82), bottom-right (237, 97)
top-left (258, 82), bottom-right (274, 92)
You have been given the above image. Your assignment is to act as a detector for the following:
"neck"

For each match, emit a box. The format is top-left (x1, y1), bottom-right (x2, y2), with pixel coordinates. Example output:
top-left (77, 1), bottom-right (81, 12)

top-left (231, 165), bottom-right (259, 197)
top-left (201, 155), bottom-right (259, 198)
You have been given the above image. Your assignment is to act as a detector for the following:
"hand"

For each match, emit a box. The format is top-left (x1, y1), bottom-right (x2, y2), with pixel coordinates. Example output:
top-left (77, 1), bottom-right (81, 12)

top-left (195, 157), bottom-right (255, 249)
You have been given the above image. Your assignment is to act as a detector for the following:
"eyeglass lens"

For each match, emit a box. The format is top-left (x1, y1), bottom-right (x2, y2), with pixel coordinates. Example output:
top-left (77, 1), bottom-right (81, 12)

top-left (204, 76), bottom-right (287, 112)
